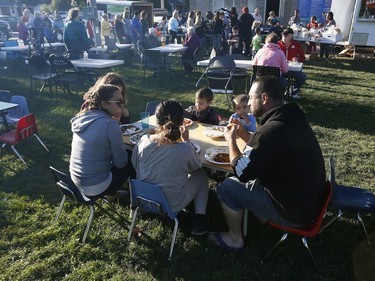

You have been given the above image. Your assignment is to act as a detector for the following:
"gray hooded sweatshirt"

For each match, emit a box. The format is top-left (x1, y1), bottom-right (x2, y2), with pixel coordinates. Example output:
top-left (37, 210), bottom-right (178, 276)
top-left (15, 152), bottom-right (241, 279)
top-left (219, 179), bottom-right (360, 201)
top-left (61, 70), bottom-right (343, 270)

top-left (69, 110), bottom-right (127, 196)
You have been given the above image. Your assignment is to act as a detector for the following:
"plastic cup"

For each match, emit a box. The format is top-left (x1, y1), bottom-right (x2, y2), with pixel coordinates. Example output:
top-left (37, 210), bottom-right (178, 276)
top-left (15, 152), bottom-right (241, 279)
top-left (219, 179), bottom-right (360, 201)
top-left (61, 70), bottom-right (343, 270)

top-left (139, 112), bottom-right (150, 129)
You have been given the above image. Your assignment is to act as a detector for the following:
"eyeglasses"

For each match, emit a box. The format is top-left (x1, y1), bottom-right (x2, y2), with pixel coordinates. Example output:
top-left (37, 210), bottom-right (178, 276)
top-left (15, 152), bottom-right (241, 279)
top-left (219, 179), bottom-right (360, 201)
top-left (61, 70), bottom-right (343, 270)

top-left (107, 99), bottom-right (125, 108)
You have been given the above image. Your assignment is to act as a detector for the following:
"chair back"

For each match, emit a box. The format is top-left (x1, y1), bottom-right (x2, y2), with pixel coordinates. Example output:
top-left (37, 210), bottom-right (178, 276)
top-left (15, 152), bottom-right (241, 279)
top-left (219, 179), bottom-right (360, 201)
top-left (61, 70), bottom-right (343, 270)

top-left (130, 179), bottom-right (178, 219)
top-left (49, 166), bottom-right (94, 206)
top-left (253, 65), bottom-right (281, 78)
top-left (7, 95), bottom-right (30, 120)
top-left (0, 90), bottom-right (12, 102)
top-left (143, 49), bottom-right (163, 66)
top-left (14, 113), bottom-right (38, 142)
top-left (145, 101), bottom-right (161, 115)
top-left (207, 56), bottom-right (236, 73)
top-left (49, 54), bottom-right (76, 75)
top-left (28, 55), bottom-right (51, 75)
top-left (106, 38), bottom-right (118, 51)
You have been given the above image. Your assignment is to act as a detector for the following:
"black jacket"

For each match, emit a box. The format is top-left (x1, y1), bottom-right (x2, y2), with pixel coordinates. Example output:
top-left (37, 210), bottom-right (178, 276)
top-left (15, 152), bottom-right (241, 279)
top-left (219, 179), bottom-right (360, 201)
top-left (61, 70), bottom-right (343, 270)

top-left (233, 103), bottom-right (326, 224)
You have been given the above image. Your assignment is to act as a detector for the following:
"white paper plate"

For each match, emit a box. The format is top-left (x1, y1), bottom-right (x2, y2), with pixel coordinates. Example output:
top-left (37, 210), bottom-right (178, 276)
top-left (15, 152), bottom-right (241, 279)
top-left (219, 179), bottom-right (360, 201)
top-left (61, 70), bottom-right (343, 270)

top-left (203, 126), bottom-right (226, 138)
top-left (120, 123), bottom-right (142, 135)
top-left (204, 146), bottom-right (230, 165)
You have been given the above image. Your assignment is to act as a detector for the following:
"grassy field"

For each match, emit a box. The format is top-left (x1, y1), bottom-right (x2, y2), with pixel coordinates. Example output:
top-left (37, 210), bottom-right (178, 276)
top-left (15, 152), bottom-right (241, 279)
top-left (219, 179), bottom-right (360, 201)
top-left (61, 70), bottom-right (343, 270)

top-left (0, 55), bottom-right (374, 281)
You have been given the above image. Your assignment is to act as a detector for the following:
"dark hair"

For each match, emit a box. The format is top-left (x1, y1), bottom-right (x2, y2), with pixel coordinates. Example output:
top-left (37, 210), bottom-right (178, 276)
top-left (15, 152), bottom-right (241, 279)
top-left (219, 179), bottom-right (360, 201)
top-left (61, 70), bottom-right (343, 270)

top-left (255, 27), bottom-right (261, 34)
top-left (134, 10), bottom-right (140, 16)
top-left (253, 75), bottom-right (284, 103)
top-left (327, 12), bottom-right (334, 20)
top-left (79, 84), bottom-right (120, 114)
top-left (196, 87), bottom-right (213, 103)
top-left (155, 100), bottom-right (184, 142)
top-left (141, 10), bottom-right (147, 17)
top-left (242, 6), bottom-right (249, 13)
top-left (265, 32), bottom-right (279, 44)
top-left (232, 94), bottom-right (249, 109)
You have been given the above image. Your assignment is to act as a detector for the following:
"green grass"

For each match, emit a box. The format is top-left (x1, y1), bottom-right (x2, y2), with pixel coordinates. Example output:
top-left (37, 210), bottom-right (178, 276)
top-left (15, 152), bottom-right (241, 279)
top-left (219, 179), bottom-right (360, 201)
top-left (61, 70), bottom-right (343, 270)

top-left (0, 56), bottom-right (374, 281)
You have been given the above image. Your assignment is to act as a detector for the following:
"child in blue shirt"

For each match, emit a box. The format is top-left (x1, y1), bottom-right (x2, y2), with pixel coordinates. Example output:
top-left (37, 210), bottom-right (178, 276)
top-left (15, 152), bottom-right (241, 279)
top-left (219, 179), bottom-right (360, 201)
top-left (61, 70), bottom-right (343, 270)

top-left (229, 94), bottom-right (256, 132)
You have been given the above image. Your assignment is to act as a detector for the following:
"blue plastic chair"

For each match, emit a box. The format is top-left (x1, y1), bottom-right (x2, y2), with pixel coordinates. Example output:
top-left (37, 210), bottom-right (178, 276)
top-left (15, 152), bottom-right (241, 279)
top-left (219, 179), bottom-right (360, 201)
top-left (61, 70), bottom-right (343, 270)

top-left (145, 101), bottom-right (161, 116)
top-left (127, 179), bottom-right (179, 260)
top-left (320, 157), bottom-right (375, 244)
top-left (50, 166), bottom-right (96, 243)
top-left (6, 95), bottom-right (30, 125)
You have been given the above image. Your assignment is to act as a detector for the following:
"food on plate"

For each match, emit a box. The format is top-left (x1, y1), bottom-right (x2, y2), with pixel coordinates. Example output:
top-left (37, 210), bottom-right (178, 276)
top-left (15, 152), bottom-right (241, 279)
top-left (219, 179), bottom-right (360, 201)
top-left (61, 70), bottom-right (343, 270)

top-left (120, 124), bottom-right (140, 135)
top-left (213, 153), bottom-right (230, 163)
top-left (183, 118), bottom-right (193, 127)
top-left (129, 133), bottom-right (147, 144)
top-left (203, 126), bottom-right (226, 140)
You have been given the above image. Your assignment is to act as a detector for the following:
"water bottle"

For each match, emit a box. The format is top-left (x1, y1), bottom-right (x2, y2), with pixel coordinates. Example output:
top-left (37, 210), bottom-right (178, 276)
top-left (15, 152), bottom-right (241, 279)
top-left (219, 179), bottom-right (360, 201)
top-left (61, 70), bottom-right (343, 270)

top-left (83, 51), bottom-right (88, 62)
top-left (17, 39), bottom-right (21, 47)
top-left (174, 38), bottom-right (177, 45)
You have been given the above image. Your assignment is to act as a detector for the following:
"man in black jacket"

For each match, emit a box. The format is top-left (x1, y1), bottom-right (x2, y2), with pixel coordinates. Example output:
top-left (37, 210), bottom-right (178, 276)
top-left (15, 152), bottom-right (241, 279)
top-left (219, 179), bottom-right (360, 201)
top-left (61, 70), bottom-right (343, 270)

top-left (210, 75), bottom-right (326, 252)
top-left (238, 6), bottom-right (254, 56)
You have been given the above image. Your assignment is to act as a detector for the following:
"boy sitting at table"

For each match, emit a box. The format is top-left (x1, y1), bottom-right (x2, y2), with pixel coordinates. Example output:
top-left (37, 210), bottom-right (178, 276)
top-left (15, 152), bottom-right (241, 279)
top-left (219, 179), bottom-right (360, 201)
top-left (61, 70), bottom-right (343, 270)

top-left (184, 87), bottom-right (222, 125)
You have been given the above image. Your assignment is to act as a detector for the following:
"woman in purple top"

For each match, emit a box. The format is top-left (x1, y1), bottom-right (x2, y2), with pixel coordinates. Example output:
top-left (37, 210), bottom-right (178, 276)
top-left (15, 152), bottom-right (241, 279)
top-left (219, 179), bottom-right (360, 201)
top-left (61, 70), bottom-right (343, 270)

top-left (182, 26), bottom-right (200, 72)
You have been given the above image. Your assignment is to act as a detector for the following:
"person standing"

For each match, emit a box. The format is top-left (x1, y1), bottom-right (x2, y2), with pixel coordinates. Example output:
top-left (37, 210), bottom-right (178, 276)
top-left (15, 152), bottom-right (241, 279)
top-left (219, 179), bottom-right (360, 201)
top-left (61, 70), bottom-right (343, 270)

top-left (278, 28), bottom-right (307, 99)
top-left (131, 10), bottom-right (142, 45)
top-left (211, 11), bottom-right (224, 51)
top-left (123, 11), bottom-right (132, 44)
top-left (210, 75), bottom-right (326, 252)
top-left (320, 12), bottom-right (336, 59)
top-left (252, 8), bottom-right (263, 24)
top-left (17, 16), bottom-right (29, 44)
top-left (101, 14), bottom-right (111, 46)
top-left (114, 14), bottom-right (126, 44)
top-left (140, 10), bottom-right (149, 36)
top-left (289, 9), bottom-right (301, 25)
top-left (168, 10), bottom-right (180, 43)
top-left (63, 8), bottom-right (89, 59)
top-left (238, 6), bottom-right (255, 56)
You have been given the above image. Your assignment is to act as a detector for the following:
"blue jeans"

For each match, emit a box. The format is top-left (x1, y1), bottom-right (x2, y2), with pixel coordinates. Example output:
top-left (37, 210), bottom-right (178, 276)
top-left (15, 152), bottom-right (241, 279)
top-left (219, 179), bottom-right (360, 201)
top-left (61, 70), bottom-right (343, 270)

top-left (217, 177), bottom-right (301, 227)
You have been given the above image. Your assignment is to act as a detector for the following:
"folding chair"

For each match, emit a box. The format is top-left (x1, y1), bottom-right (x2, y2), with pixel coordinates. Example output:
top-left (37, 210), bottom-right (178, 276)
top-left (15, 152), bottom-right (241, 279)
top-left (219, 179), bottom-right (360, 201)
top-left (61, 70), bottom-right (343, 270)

top-left (0, 90), bottom-right (12, 102)
top-left (319, 157), bottom-right (375, 244)
top-left (260, 181), bottom-right (333, 277)
top-left (143, 49), bottom-right (170, 78)
top-left (196, 56), bottom-right (236, 109)
top-left (28, 54), bottom-right (57, 97)
top-left (128, 179), bottom-right (179, 260)
top-left (0, 113), bottom-right (49, 164)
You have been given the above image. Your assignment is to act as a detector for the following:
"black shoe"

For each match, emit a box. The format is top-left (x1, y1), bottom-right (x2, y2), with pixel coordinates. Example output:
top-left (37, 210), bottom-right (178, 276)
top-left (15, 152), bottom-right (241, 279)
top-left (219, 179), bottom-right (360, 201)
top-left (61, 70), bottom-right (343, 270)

top-left (191, 214), bottom-right (208, 236)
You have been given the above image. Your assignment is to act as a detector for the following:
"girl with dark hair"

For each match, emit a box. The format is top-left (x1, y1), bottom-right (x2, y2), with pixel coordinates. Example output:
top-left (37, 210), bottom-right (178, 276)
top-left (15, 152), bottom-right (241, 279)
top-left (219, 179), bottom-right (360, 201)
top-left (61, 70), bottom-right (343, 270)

top-left (70, 84), bottom-right (135, 201)
top-left (132, 100), bottom-right (209, 235)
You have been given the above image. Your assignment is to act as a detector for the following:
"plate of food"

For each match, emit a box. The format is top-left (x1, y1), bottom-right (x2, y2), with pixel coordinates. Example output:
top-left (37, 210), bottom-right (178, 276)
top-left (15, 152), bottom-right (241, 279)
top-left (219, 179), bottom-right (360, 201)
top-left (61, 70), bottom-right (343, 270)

top-left (204, 146), bottom-right (230, 165)
top-left (129, 132), bottom-right (148, 144)
top-left (120, 124), bottom-right (142, 135)
top-left (203, 126), bottom-right (226, 140)
top-left (183, 118), bottom-right (194, 127)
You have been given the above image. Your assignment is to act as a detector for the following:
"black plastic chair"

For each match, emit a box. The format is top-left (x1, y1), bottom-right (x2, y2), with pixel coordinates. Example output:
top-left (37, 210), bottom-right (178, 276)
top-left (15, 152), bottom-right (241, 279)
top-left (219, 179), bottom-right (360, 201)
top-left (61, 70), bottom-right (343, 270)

top-left (50, 166), bottom-right (96, 243)
top-left (0, 90), bottom-right (12, 102)
top-left (319, 157), bottom-right (375, 244)
top-left (28, 55), bottom-right (57, 98)
top-left (196, 56), bottom-right (236, 109)
top-left (143, 49), bottom-right (170, 78)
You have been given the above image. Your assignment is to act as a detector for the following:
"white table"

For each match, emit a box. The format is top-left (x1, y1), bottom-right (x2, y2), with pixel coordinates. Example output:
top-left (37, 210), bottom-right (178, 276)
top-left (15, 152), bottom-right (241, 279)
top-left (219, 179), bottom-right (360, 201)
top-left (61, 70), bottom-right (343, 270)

top-left (70, 58), bottom-right (124, 68)
top-left (0, 45), bottom-right (29, 51)
top-left (197, 59), bottom-right (303, 72)
top-left (0, 101), bottom-right (18, 131)
top-left (89, 43), bottom-right (133, 52)
top-left (148, 44), bottom-right (187, 53)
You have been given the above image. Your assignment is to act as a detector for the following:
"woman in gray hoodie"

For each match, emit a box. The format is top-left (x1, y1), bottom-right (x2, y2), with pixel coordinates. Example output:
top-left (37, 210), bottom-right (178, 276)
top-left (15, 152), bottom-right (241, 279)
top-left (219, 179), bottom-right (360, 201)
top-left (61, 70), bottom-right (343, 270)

top-left (69, 84), bottom-right (135, 200)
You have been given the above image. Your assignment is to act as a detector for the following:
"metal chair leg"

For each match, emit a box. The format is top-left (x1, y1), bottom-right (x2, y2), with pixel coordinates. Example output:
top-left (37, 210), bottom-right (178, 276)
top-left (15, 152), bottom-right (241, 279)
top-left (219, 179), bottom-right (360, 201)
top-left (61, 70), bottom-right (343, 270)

top-left (243, 208), bottom-right (248, 237)
top-left (260, 232), bottom-right (288, 264)
top-left (11, 145), bottom-right (26, 164)
top-left (54, 195), bottom-right (66, 222)
top-left (33, 134), bottom-right (49, 151)
top-left (82, 205), bottom-right (95, 243)
top-left (168, 218), bottom-right (179, 261)
top-left (357, 212), bottom-right (370, 245)
top-left (302, 237), bottom-right (323, 278)
top-left (128, 207), bottom-right (139, 241)
top-left (319, 209), bottom-right (343, 234)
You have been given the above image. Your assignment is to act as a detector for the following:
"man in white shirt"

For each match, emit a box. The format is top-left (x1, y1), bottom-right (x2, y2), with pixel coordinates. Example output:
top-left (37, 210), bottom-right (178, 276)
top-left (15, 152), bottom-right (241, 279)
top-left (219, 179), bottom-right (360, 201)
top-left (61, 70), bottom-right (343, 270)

top-left (252, 8), bottom-right (263, 25)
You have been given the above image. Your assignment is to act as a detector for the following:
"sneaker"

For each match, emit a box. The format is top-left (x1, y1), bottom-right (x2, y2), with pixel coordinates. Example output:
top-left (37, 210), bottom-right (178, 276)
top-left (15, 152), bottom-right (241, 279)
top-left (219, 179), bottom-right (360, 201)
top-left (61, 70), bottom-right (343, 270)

top-left (292, 94), bottom-right (302, 99)
top-left (191, 214), bottom-right (209, 236)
